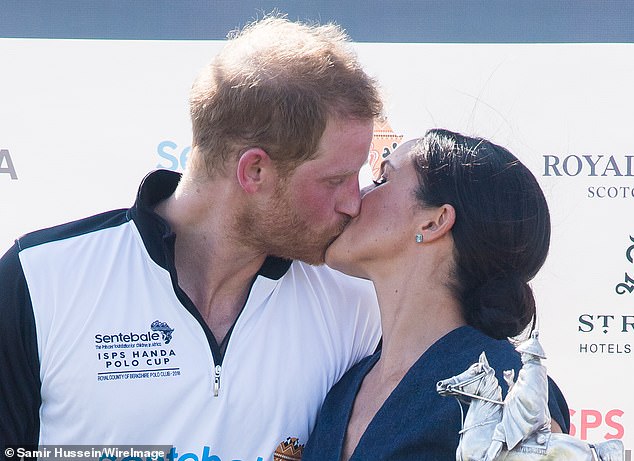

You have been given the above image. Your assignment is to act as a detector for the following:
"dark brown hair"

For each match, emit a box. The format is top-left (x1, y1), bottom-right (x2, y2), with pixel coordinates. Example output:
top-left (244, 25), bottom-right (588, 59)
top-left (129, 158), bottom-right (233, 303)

top-left (412, 129), bottom-right (550, 339)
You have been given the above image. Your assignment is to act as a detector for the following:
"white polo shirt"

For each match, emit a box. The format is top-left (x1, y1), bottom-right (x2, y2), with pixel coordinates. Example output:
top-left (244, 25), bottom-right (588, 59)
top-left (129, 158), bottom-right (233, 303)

top-left (0, 170), bottom-right (381, 461)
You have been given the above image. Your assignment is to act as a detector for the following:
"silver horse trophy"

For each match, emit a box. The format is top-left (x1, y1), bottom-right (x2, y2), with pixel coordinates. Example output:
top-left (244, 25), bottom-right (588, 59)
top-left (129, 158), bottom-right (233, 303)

top-left (436, 331), bottom-right (624, 460)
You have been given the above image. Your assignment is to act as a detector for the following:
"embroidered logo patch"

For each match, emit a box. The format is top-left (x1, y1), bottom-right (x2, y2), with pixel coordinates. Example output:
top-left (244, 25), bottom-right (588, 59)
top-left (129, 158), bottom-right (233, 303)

top-left (94, 320), bottom-right (180, 382)
top-left (273, 437), bottom-right (304, 461)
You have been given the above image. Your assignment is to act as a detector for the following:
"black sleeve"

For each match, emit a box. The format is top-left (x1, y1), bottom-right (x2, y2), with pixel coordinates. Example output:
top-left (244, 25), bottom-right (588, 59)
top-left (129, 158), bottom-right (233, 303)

top-left (0, 243), bottom-right (41, 448)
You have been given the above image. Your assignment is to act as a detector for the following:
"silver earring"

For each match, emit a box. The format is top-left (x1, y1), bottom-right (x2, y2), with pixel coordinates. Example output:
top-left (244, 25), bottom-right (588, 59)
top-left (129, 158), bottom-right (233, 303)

top-left (415, 234), bottom-right (424, 243)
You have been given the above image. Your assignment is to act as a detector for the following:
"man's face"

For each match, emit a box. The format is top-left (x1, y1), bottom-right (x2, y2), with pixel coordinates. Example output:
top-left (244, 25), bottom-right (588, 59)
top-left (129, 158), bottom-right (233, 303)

top-left (242, 117), bottom-right (374, 265)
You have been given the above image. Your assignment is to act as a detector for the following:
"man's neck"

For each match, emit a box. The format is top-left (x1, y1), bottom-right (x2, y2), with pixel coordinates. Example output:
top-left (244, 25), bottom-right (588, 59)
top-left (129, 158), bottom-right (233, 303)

top-left (154, 177), bottom-right (267, 343)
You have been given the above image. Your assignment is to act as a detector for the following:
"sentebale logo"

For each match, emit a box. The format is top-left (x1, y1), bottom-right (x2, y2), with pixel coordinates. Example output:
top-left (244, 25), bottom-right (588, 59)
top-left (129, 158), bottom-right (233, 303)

top-left (151, 320), bottom-right (174, 344)
top-left (94, 321), bottom-right (175, 344)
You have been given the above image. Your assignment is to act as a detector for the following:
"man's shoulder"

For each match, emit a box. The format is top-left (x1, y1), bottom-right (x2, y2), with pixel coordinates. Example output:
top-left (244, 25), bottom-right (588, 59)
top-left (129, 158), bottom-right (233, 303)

top-left (16, 208), bottom-right (130, 253)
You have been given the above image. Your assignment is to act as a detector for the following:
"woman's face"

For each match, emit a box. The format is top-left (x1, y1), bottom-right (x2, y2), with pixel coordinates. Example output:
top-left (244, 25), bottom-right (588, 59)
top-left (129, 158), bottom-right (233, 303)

top-left (325, 139), bottom-right (423, 278)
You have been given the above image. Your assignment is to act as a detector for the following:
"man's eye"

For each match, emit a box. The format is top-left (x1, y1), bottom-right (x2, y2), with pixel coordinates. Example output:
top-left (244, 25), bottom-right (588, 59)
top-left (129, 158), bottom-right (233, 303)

top-left (328, 177), bottom-right (346, 186)
top-left (373, 176), bottom-right (387, 186)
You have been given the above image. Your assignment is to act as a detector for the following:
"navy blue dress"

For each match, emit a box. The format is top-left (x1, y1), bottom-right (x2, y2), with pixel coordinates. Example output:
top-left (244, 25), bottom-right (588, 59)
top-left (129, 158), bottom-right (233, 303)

top-left (302, 326), bottom-right (570, 461)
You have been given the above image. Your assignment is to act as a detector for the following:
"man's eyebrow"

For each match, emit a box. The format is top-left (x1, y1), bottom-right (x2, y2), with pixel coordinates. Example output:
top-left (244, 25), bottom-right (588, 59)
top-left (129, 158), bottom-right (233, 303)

top-left (325, 169), bottom-right (358, 178)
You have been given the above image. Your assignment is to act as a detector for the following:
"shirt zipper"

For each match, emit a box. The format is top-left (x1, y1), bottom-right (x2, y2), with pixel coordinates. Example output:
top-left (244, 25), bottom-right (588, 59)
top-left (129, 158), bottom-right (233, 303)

top-left (213, 364), bottom-right (222, 397)
top-left (152, 190), bottom-right (291, 400)
top-left (163, 236), bottom-right (231, 398)
top-left (206, 276), bottom-right (260, 397)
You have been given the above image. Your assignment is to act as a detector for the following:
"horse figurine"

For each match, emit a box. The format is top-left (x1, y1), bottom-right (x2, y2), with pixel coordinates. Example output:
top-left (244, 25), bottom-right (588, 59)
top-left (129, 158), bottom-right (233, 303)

top-left (436, 352), bottom-right (623, 460)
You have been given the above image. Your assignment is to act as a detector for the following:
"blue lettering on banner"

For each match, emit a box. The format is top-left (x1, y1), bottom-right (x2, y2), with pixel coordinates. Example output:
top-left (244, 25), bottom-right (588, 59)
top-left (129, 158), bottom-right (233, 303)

top-left (92, 446), bottom-right (265, 461)
top-left (164, 447), bottom-right (264, 461)
top-left (0, 149), bottom-right (18, 179)
top-left (157, 141), bottom-right (191, 171)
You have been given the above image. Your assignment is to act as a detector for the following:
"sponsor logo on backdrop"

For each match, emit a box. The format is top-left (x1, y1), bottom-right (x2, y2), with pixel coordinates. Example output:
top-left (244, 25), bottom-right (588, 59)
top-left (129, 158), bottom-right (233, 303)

top-left (0, 149), bottom-right (18, 179)
top-left (368, 118), bottom-right (403, 180)
top-left (543, 154), bottom-right (634, 198)
top-left (615, 235), bottom-right (634, 296)
top-left (157, 121), bottom-right (405, 177)
top-left (95, 320), bottom-right (180, 382)
top-left (577, 234), bottom-right (634, 354)
top-left (157, 141), bottom-right (190, 171)
top-left (569, 408), bottom-right (625, 441)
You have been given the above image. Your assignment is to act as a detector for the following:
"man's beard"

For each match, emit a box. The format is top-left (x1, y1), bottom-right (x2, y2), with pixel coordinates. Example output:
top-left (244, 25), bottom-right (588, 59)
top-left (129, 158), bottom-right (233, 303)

top-left (235, 183), bottom-right (349, 265)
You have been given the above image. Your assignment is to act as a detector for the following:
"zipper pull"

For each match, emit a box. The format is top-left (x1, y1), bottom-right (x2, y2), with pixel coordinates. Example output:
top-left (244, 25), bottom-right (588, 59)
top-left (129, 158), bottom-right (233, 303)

top-left (213, 364), bottom-right (222, 397)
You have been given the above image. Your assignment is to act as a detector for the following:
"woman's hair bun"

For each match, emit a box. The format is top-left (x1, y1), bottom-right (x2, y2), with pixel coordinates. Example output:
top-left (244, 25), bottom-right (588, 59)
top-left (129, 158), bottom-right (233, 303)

top-left (465, 274), bottom-right (536, 339)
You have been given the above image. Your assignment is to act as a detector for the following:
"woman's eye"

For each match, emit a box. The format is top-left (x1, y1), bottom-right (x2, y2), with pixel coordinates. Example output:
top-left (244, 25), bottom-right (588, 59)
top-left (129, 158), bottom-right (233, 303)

top-left (373, 176), bottom-right (387, 186)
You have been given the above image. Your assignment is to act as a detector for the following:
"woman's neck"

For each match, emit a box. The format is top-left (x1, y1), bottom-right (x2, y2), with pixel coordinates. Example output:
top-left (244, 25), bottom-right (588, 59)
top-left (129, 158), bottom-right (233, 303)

top-left (371, 272), bottom-right (465, 381)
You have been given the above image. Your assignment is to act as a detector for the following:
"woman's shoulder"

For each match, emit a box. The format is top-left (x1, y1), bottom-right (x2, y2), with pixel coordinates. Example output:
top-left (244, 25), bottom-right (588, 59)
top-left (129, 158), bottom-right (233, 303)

top-left (432, 325), bottom-right (523, 372)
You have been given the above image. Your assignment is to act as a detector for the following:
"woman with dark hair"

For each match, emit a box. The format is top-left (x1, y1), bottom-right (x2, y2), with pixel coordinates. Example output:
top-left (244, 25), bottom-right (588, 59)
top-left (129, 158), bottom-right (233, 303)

top-left (301, 129), bottom-right (569, 460)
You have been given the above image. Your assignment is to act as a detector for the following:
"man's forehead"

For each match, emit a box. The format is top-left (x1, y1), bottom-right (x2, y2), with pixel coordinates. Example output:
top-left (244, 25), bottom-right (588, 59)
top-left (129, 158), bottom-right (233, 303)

top-left (298, 154), bottom-right (363, 176)
top-left (291, 116), bottom-right (373, 175)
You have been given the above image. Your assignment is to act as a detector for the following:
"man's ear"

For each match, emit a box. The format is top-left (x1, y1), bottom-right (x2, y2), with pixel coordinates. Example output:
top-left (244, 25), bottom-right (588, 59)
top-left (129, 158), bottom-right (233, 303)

top-left (236, 148), bottom-right (276, 194)
top-left (417, 204), bottom-right (456, 243)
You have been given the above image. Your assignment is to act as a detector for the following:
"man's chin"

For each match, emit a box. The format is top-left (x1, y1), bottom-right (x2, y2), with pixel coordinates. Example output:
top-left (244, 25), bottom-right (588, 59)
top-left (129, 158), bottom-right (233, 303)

top-left (295, 230), bottom-right (346, 266)
top-left (268, 245), bottom-right (327, 266)
top-left (303, 258), bottom-right (326, 267)
top-left (301, 246), bottom-right (328, 266)
top-left (263, 226), bottom-right (343, 266)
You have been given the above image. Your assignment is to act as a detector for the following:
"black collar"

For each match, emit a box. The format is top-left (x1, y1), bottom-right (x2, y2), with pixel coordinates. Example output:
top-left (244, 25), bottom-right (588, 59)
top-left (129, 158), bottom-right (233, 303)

top-left (129, 169), bottom-right (292, 280)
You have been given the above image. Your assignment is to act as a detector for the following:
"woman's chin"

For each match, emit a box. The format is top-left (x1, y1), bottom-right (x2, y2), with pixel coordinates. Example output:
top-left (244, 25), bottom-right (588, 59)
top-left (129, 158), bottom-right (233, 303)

top-left (325, 241), bottom-right (365, 278)
top-left (324, 241), bottom-right (344, 270)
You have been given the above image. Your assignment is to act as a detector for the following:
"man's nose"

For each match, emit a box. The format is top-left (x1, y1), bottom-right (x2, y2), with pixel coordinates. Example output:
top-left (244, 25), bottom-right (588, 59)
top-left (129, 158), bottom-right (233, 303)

top-left (335, 180), bottom-right (362, 218)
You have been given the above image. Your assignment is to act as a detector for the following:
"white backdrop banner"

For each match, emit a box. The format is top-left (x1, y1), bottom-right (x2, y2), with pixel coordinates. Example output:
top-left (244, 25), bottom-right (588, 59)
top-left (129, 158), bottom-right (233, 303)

top-left (1, 39), bottom-right (633, 454)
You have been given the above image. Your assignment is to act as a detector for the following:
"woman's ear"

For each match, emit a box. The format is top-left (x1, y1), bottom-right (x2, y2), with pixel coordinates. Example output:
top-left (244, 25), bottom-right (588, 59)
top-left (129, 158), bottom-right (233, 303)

top-left (236, 148), bottom-right (275, 194)
top-left (417, 204), bottom-right (456, 243)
